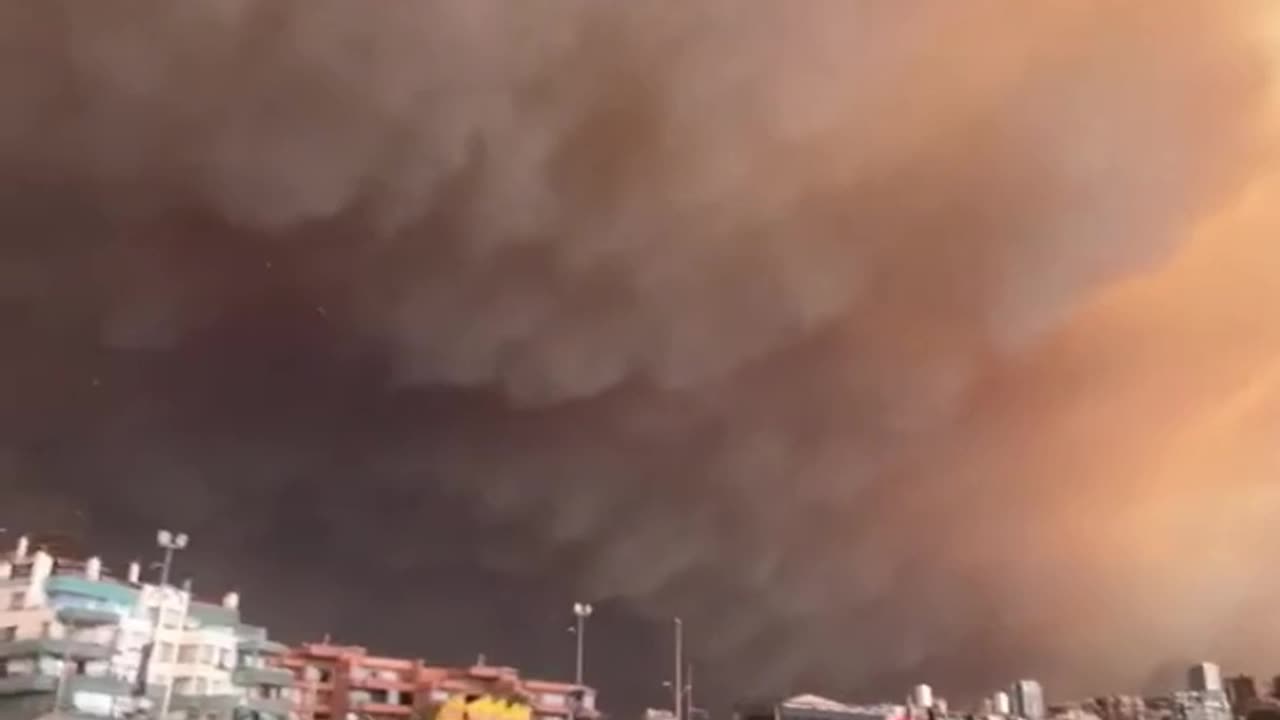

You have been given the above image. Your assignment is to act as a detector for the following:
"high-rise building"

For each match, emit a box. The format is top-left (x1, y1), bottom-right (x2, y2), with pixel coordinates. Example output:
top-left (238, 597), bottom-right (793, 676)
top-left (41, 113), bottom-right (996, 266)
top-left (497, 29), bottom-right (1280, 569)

top-left (993, 692), bottom-right (1012, 715)
top-left (1191, 664), bottom-right (1224, 693)
top-left (0, 535), bottom-right (292, 720)
top-left (1011, 680), bottom-right (1046, 720)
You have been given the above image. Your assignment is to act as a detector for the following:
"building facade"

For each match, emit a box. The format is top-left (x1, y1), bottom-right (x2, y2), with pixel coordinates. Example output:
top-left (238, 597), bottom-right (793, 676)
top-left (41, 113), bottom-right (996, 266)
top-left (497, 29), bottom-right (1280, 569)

top-left (1088, 695), bottom-right (1148, 720)
top-left (0, 536), bottom-right (291, 720)
top-left (1191, 665), bottom-right (1225, 694)
top-left (1173, 691), bottom-right (1232, 720)
top-left (282, 642), bottom-right (599, 720)
top-left (734, 693), bottom-right (907, 720)
top-left (1011, 681), bottom-right (1047, 720)
top-left (1226, 676), bottom-right (1258, 716)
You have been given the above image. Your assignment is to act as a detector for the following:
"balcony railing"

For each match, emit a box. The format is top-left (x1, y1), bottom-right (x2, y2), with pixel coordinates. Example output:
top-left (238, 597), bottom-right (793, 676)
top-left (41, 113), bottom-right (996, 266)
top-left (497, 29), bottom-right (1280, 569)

top-left (238, 637), bottom-right (290, 656)
top-left (0, 674), bottom-right (58, 695)
top-left (0, 673), bottom-right (130, 697)
top-left (55, 606), bottom-right (120, 628)
top-left (66, 674), bottom-right (133, 696)
top-left (0, 637), bottom-right (114, 662)
top-left (233, 666), bottom-right (296, 687)
top-left (244, 696), bottom-right (294, 716)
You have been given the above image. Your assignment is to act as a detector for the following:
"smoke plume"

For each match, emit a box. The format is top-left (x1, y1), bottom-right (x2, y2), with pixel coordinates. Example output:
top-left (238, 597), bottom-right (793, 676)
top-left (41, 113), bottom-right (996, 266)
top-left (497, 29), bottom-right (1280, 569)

top-left (2, 0), bottom-right (1279, 709)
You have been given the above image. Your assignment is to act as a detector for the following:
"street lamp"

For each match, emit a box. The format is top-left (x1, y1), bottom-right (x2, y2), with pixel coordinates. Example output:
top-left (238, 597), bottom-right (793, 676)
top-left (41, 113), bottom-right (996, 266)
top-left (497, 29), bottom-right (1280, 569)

top-left (571, 602), bottom-right (593, 686)
top-left (157, 579), bottom-right (193, 720)
top-left (663, 664), bottom-right (694, 720)
top-left (154, 530), bottom-right (188, 586)
top-left (144, 530), bottom-right (188, 718)
top-left (672, 618), bottom-right (684, 720)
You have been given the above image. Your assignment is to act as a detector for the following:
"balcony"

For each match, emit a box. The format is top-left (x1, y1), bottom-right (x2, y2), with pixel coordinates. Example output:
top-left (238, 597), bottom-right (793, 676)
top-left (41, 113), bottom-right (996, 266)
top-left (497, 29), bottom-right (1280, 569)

top-left (56, 606), bottom-right (120, 628)
top-left (44, 575), bottom-right (139, 607)
top-left (0, 638), bottom-right (112, 661)
top-left (0, 674), bottom-right (57, 694)
top-left (353, 701), bottom-right (414, 716)
top-left (238, 637), bottom-right (290, 656)
top-left (0, 673), bottom-right (129, 697)
top-left (171, 693), bottom-right (239, 714)
top-left (233, 666), bottom-right (296, 687)
top-left (66, 674), bottom-right (133, 696)
top-left (244, 696), bottom-right (293, 716)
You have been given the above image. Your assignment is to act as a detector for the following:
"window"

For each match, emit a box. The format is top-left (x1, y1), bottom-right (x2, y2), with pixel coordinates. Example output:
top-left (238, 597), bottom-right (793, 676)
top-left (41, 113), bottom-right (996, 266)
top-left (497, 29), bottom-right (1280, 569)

top-left (159, 642), bottom-right (176, 662)
top-left (0, 626), bottom-right (16, 641)
top-left (8, 592), bottom-right (22, 610)
top-left (178, 645), bottom-right (198, 663)
top-left (199, 645), bottom-right (214, 664)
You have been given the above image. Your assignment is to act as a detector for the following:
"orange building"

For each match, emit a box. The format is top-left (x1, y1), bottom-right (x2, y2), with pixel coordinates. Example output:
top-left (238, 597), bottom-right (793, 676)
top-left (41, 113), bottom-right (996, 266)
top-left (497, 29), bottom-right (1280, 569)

top-left (281, 642), bottom-right (600, 720)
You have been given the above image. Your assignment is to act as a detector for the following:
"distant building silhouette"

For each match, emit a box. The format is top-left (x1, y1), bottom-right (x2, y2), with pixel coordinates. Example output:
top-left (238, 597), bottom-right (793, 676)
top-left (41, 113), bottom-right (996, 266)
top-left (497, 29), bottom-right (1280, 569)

top-left (1012, 681), bottom-right (1047, 720)
top-left (1191, 664), bottom-right (1224, 693)
top-left (1226, 676), bottom-right (1258, 715)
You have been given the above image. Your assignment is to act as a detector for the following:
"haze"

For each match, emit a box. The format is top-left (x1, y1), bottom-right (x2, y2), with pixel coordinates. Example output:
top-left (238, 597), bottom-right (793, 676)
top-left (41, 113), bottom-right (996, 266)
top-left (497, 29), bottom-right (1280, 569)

top-left (2, 0), bottom-right (1279, 712)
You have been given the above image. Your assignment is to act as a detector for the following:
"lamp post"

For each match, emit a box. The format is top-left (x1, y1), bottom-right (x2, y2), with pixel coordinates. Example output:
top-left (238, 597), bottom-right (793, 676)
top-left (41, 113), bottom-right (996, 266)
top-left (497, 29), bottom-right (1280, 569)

top-left (673, 618), bottom-right (683, 720)
top-left (663, 664), bottom-right (693, 720)
top-left (157, 579), bottom-right (193, 720)
top-left (155, 530), bottom-right (188, 587)
top-left (571, 602), bottom-right (593, 686)
top-left (142, 529), bottom-right (188, 719)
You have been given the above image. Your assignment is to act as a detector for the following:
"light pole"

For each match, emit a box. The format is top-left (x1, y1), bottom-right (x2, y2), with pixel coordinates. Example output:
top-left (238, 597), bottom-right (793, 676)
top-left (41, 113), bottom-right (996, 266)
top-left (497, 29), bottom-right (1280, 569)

top-left (142, 529), bottom-right (188, 719)
top-left (157, 579), bottom-right (193, 720)
top-left (685, 663), bottom-right (694, 720)
top-left (673, 618), bottom-right (683, 720)
top-left (663, 664), bottom-right (694, 720)
top-left (571, 603), bottom-right (592, 686)
top-left (155, 530), bottom-right (188, 587)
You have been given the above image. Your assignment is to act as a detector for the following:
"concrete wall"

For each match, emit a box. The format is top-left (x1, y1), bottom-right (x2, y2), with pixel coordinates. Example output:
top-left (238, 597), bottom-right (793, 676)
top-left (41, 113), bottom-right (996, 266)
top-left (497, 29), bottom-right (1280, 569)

top-left (0, 605), bottom-right (55, 640)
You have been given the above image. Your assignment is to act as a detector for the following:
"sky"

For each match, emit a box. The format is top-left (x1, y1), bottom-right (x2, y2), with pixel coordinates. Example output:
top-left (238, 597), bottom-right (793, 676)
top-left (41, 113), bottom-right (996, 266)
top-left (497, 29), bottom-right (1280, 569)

top-left (3, 0), bottom-right (1280, 715)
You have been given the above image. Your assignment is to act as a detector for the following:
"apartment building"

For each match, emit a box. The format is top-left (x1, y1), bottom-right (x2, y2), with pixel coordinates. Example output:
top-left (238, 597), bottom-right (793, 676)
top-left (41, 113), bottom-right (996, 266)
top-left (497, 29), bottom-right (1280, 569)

top-left (0, 535), bottom-right (292, 720)
top-left (281, 642), bottom-right (600, 720)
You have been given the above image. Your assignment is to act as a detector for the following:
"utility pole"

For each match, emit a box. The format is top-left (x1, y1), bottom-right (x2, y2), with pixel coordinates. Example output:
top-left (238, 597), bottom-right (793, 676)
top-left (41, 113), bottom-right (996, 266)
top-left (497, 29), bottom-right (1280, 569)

top-left (673, 618), bottom-right (684, 720)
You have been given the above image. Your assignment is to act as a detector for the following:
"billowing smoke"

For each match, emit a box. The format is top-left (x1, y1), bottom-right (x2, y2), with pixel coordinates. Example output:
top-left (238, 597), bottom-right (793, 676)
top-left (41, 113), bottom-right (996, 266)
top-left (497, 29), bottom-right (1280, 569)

top-left (2, 0), bottom-right (1279, 709)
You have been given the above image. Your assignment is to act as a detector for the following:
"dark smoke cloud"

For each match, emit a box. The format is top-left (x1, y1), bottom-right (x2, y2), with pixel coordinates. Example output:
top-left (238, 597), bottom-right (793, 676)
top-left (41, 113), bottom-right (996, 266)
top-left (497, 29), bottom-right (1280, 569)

top-left (2, 0), bottom-right (1279, 712)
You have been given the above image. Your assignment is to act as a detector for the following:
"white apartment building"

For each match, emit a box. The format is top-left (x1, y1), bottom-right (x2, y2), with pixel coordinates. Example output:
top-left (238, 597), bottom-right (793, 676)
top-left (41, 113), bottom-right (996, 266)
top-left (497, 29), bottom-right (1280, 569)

top-left (112, 582), bottom-right (241, 699)
top-left (0, 536), bottom-right (292, 720)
